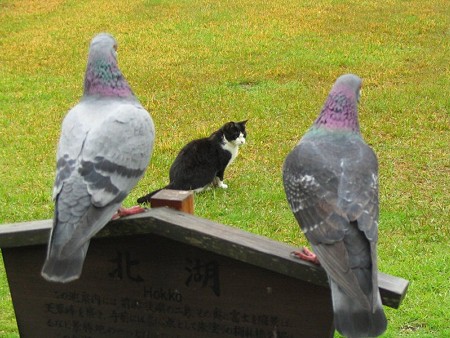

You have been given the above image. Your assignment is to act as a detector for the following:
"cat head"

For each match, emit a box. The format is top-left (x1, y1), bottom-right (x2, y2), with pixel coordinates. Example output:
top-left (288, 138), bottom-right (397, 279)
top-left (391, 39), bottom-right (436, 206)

top-left (221, 120), bottom-right (248, 146)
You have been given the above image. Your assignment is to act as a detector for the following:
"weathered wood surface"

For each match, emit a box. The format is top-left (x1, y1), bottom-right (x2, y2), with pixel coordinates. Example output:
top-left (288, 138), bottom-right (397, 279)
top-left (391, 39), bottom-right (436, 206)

top-left (2, 233), bottom-right (335, 337)
top-left (0, 207), bottom-right (408, 309)
top-left (151, 189), bottom-right (194, 214)
top-left (0, 213), bottom-right (334, 338)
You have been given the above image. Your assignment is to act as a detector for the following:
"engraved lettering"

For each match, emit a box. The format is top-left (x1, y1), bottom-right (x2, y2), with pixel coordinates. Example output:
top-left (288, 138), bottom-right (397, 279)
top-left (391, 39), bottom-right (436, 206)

top-left (185, 258), bottom-right (220, 296)
top-left (109, 250), bottom-right (144, 282)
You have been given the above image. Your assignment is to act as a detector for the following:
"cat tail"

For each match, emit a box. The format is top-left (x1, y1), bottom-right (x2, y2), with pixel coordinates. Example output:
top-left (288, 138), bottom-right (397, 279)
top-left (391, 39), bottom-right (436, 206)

top-left (137, 188), bottom-right (164, 204)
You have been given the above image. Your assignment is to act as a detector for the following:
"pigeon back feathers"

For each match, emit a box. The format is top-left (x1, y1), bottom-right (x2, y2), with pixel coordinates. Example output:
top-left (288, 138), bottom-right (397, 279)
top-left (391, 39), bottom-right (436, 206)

top-left (283, 74), bottom-right (387, 337)
top-left (41, 33), bottom-right (155, 283)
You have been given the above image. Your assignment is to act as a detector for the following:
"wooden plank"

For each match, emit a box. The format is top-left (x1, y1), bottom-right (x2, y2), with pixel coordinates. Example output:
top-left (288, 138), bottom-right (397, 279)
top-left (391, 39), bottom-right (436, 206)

top-left (0, 208), bottom-right (408, 308)
top-left (378, 272), bottom-right (409, 309)
top-left (0, 219), bottom-right (50, 248)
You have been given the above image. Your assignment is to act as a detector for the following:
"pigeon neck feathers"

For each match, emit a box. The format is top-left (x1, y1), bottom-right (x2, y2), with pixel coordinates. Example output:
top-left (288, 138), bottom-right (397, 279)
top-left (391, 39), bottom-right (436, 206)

top-left (83, 33), bottom-right (134, 99)
top-left (313, 74), bottom-right (361, 133)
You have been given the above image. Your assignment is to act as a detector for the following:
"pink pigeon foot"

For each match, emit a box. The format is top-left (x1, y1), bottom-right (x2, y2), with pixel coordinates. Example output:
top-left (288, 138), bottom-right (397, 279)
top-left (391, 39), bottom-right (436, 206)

top-left (112, 205), bottom-right (147, 220)
top-left (291, 246), bottom-right (320, 265)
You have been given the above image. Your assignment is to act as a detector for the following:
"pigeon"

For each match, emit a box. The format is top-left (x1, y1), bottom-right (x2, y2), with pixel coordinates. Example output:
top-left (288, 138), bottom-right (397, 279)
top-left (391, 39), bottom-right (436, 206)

top-left (282, 74), bottom-right (387, 337)
top-left (41, 33), bottom-right (155, 283)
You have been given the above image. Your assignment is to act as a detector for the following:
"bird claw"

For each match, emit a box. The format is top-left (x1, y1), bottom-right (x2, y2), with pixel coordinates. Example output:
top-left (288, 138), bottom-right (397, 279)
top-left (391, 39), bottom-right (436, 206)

top-left (291, 247), bottom-right (320, 265)
top-left (112, 205), bottom-right (147, 220)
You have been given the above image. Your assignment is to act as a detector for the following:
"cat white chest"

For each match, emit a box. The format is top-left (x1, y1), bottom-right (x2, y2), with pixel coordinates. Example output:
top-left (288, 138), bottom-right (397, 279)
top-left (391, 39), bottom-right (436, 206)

top-left (222, 132), bottom-right (245, 166)
top-left (222, 142), bottom-right (239, 166)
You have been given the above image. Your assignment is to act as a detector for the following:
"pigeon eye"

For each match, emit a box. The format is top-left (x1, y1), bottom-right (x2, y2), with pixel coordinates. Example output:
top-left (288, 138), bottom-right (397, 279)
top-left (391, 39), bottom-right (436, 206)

top-left (357, 88), bottom-right (362, 103)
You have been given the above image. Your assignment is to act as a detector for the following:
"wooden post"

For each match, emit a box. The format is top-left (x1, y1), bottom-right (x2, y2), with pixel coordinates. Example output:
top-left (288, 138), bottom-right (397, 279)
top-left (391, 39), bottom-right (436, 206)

top-left (150, 189), bottom-right (194, 214)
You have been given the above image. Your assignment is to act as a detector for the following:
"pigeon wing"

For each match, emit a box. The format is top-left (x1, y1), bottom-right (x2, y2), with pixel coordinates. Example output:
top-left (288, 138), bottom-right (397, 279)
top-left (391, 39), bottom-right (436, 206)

top-left (283, 136), bottom-right (371, 307)
top-left (64, 102), bottom-right (154, 255)
top-left (335, 138), bottom-right (380, 308)
top-left (48, 101), bottom-right (154, 259)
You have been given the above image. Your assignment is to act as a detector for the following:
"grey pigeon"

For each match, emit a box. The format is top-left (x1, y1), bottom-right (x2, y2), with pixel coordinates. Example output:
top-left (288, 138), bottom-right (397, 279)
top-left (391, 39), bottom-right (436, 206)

top-left (282, 74), bottom-right (387, 337)
top-left (41, 33), bottom-right (155, 283)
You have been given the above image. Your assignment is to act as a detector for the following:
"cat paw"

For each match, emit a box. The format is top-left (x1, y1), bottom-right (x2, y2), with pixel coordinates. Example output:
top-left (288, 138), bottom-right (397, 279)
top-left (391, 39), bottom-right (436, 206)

top-left (218, 182), bottom-right (228, 189)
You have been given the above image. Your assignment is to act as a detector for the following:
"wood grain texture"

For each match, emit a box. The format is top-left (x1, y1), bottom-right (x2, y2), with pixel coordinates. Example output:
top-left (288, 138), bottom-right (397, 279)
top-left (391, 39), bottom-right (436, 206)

top-left (3, 234), bottom-right (335, 337)
top-left (150, 189), bottom-right (194, 214)
top-left (0, 207), bottom-right (408, 308)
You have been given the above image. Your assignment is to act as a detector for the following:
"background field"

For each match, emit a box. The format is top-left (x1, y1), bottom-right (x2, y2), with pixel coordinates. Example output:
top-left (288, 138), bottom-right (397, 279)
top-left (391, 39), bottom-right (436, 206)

top-left (0, 0), bottom-right (449, 337)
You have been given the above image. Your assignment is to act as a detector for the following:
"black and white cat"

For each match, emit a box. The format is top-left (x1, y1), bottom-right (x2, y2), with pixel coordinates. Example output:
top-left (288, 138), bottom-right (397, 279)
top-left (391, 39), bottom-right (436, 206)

top-left (137, 120), bottom-right (248, 204)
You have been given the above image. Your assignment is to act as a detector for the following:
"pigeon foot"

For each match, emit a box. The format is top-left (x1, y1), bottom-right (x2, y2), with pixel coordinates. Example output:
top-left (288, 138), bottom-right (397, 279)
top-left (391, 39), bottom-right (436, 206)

top-left (112, 205), bottom-right (147, 220)
top-left (291, 247), bottom-right (320, 265)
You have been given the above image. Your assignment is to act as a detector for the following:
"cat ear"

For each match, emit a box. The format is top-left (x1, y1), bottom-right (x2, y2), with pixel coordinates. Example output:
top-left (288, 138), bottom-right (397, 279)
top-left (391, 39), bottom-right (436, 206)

top-left (239, 119), bottom-right (248, 126)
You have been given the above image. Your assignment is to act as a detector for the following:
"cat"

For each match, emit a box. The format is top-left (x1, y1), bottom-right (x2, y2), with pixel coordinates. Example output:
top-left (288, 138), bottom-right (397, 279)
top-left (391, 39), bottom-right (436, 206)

top-left (137, 120), bottom-right (247, 204)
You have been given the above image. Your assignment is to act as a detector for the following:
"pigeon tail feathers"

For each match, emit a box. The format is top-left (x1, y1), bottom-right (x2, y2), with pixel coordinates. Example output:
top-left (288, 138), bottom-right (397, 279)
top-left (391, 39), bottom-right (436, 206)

top-left (41, 241), bottom-right (89, 283)
top-left (59, 203), bottom-right (121, 258)
top-left (331, 278), bottom-right (387, 337)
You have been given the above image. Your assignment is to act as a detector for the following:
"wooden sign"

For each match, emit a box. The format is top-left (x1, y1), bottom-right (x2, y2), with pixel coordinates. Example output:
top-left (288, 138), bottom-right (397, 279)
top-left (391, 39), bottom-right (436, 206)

top-left (0, 205), bottom-right (408, 337)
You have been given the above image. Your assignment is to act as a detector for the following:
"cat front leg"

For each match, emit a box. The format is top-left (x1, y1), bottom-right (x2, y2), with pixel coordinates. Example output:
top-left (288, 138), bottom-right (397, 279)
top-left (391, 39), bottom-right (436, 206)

top-left (217, 180), bottom-right (228, 189)
top-left (213, 176), bottom-right (228, 189)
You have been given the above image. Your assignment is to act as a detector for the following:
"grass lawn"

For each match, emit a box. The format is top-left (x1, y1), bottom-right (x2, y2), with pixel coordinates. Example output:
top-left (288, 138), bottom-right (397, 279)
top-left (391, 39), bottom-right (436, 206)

top-left (0, 0), bottom-right (448, 336)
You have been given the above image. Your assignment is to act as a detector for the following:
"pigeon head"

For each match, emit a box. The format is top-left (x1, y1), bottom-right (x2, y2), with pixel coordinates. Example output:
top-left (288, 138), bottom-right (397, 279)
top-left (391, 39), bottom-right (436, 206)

top-left (314, 74), bottom-right (362, 132)
top-left (83, 33), bottom-right (134, 98)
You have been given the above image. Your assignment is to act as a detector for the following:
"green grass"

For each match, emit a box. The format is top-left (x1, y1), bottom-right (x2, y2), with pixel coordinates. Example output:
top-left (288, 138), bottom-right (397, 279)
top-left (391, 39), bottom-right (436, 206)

top-left (0, 0), bottom-right (449, 336)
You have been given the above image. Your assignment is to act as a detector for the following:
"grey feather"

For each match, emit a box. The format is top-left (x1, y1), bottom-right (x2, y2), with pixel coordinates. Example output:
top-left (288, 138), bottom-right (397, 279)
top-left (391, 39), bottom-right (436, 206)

top-left (42, 33), bottom-right (155, 283)
top-left (282, 74), bottom-right (387, 337)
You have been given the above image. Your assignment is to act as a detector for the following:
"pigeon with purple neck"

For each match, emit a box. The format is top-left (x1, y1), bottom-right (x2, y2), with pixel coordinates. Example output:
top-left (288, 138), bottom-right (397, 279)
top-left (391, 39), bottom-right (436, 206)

top-left (41, 33), bottom-right (155, 283)
top-left (283, 74), bottom-right (387, 337)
